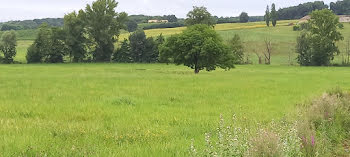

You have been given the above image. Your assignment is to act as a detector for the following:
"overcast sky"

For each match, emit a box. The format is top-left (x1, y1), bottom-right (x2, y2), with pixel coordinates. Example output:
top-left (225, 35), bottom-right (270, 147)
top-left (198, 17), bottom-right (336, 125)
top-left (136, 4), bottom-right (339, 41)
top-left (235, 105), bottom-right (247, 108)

top-left (0, 0), bottom-right (336, 22)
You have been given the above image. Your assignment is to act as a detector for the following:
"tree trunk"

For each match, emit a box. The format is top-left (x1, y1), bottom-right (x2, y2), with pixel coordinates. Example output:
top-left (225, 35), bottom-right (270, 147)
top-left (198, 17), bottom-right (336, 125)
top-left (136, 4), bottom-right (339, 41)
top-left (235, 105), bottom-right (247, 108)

top-left (194, 68), bottom-right (200, 74)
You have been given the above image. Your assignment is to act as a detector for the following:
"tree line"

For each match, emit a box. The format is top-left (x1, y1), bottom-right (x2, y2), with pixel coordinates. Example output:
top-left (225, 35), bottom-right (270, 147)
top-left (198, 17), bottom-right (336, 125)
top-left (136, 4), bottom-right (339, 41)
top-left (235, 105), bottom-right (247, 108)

top-left (277, 0), bottom-right (350, 20)
top-left (20, 4), bottom-right (243, 74)
top-left (330, 0), bottom-right (350, 15)
top-left (0, 18), bottom-right (64, 31)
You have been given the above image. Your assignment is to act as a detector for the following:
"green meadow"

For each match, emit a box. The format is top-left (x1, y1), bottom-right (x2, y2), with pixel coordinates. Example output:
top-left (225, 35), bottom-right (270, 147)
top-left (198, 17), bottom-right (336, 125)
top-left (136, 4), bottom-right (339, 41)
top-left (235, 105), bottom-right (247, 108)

top-left (1, 21), bottom-right (350, 156)
top-left (1, 64), bottom-right (350, 156)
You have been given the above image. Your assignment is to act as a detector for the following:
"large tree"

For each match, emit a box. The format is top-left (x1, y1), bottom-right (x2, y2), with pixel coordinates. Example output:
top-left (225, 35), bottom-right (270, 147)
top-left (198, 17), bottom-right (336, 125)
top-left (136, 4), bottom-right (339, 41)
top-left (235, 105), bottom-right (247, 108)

top-left (64, 10), bottom-right (87, 62)
top-left (112, 39), bottom-right (131, 63)
top-left (296, 9), bottom-right (344, 66)
top-left (271, 3), bottom-right (277, 27)
top-left (228, 34), bottom-right (244, 64)
top-left (26, 24), bottom-right (52, 63)
top-left (265, 5), bottom-right (270, 27)
top-left (125, 20), bottom-right (138, 32)
top-left (160, 24), bottom-right (235, 74)
top-left (26, 24), bottom-right (68, 63)
top-left (84, 0), bottom-right (127, 62)
top-left (0, 31), bottom-right (17, 63)
top-left (239, 12), bottom-right (249, 23)
top-left (185, 6), bottom-right (216, 27)
top-left (129, 30), bottom-right (158, 63)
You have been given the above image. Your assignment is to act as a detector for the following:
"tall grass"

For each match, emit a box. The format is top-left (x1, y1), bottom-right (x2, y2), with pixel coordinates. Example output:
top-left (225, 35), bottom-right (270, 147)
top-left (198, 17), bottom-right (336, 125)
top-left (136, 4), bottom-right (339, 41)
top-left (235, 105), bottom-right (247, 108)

top-left (191, 89), bottom-right (350, 156)
top-left (1, 64), bottom-right (350, 155)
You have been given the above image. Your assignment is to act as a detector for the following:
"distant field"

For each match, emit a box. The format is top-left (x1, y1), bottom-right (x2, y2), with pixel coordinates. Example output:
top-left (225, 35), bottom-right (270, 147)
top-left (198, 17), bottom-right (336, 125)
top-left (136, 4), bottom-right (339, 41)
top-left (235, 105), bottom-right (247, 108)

top-left (11, 20), bottom-right (350, 65)
top-left (1, 64), bottom-right (350, 156)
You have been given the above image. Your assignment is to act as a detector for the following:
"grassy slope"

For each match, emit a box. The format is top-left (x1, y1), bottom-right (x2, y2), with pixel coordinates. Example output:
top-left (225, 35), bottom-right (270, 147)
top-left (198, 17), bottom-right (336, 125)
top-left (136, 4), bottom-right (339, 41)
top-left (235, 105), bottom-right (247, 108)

top-left (1, 64), bottom-right (350, 156)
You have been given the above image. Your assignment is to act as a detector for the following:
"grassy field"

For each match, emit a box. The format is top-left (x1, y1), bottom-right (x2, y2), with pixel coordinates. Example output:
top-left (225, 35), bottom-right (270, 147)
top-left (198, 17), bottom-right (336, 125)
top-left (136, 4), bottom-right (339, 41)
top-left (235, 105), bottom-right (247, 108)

top-left (1, 21), bottom-right (350, 155)
top-left (1, 64), bottom-right (350, 156)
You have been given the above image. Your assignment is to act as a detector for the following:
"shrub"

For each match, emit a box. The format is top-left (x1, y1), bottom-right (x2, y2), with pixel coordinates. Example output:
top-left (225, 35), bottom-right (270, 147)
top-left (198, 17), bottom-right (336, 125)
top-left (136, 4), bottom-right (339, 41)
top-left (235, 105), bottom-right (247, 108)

top-left (248, 129), bottom-right (282, 157)
top-left (26, 45), bottom-right (42, 63)
top-left (293, 25), bottom-right (301, 31)
top-left (227, 34), bottom-right (245, 64)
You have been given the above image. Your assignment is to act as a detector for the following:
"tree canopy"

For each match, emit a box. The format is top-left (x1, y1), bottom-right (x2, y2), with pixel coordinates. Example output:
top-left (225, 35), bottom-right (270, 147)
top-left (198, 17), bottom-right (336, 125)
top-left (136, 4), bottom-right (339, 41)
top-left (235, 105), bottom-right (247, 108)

top-left (239, 12), bottom-right (249, 23)
top-left (84, 0), bottom-right (128, 62)
top-left (125, 20), bottom-right (138, 32)
top-left (0, 31), bottom-right (17, 63)
top-left (277, 1), bottom-right (328, 20)
top-left (330, 0), bottom-right (350, 15)
top-left (271, 3), bottom-right (277, 27)
top-left (296, 9), bottom-right (344, 66)
top-left (26, 24), bottom-right (68, 63)
top-left (64, 10), bottom-right (87, 62)
top-left (185, 6), bottom-right (216, 27)
top-left (160, 24), bottom-right (235, 74)
top-left (265, 5), bottom-right (270, 27)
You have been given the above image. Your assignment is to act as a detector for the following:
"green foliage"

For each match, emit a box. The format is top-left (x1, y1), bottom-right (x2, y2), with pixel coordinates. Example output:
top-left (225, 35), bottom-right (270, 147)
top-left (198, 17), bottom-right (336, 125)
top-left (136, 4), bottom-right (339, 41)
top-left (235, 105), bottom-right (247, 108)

top-left (271, 3), bottom-right (277, 27)
top-left (64, 10), bottom-right (87, 62)
top-left (0, 31), bottom-right (17, 63)
top-left (1, 24), bottom-right (22, 31)
top-left (330, 0), bottom-right (350, 15)
top-left (26, 24), bottom-right (51, 63)
top-left (84, 0), bottom-right (128, 62)
top-left (296, 9), bottom-right (344, 66)
top-left (239, 12), bottom-right (249, 23)
top-left (125, 20), bottom-right (138, 32)
top-left (26, 24), bottom-right (67, 63)
top-left (185, 6), bottom-right (216, 27)
top-left (265, 5), bottom-right (270, 27)
top-left (227, 34), bottom-right (244, 64)
top-left (293, 22), bottom-right (310, 31)
top-left (293, 25), bottom-right (301, 31)
top-left (26, 45), bottom-right (41, 63)
top-left (160, 24), bottom-right (234, 73)
top-left (129, 30), bottom-right (159, 63)
top-left (0, 18), bottom-right (63, 30)
top-left (112, 39), bottom-right (131, 63)
top-left (45, 27), bottom-right (68, 63)
top-left (277, 1), bottom-right (328, 20)
top-left (163, 15), bottom-right (178, 23)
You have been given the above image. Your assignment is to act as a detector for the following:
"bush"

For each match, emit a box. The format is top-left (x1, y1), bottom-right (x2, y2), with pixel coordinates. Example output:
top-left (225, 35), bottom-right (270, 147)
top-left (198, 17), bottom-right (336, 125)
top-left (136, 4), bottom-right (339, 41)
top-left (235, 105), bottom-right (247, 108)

top-left (248, 129), bottom-right (282, 157)
top-left (293, 23), bottom-right (309, 31)
top-left (26, 45), bottom-right (42, 63)
top-left (227, 34), bottom-right (244, 64)
top-left (293, 25), bottom-right (301, 31)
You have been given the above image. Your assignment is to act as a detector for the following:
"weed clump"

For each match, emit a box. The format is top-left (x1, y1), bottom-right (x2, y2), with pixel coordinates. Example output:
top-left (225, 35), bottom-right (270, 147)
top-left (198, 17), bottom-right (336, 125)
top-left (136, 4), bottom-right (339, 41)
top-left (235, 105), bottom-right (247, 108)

top-left (190, 89), bottom-right (350, 156)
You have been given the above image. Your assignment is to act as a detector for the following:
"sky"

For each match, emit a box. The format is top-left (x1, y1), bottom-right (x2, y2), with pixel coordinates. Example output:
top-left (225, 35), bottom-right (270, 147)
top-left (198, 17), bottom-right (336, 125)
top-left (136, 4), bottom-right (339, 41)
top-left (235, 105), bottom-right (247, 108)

top-left (0, 0), bottom-right (336, 22)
